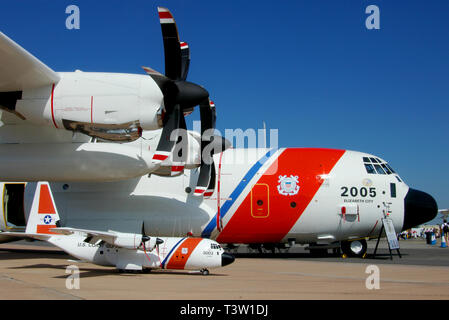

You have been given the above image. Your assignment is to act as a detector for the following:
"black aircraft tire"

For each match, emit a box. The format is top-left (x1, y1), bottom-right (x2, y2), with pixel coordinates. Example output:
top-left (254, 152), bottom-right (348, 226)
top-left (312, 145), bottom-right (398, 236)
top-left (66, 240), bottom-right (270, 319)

top-left (341, 239), bottom-right (367, 258)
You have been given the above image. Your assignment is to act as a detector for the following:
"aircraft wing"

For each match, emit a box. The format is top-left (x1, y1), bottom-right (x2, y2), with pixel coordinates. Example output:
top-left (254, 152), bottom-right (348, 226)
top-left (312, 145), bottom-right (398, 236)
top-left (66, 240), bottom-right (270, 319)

top-left (0, 110), bottom-right (22, 125)
top-left (50, 227), bottom-right (117, 245)
top-left (0, 31), bottom-right (60, 92)
top-left (1, 231), bottom-right (51, 241)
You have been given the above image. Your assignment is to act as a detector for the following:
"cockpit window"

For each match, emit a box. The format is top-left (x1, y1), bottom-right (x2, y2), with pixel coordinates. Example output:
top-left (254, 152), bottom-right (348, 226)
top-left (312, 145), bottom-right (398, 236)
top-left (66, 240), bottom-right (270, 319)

top-left (385, 163), bottom-right (396, 174)
top-left (364, 163), bottom-right (376, 174)
top-left (381, 163), bottom-right (392, 174)
top-left (374, 164), bottom-right (386, 174)
top-left (363, 156), bottom-right (397, 175)
top-left (211, 243), bottom-right (222, 250)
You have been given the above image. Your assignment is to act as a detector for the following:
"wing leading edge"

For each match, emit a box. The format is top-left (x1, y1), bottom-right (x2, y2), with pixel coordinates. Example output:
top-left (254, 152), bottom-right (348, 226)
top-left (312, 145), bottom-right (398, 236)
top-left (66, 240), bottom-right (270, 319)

top-left (0, 31), bottom-right (60, 92)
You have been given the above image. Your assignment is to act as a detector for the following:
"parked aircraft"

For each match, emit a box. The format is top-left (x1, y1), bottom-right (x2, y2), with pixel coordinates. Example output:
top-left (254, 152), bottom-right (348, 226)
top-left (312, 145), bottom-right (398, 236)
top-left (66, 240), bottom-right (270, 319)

top-left (0, 147), bottom-right (438, 258)
top-left (0, 7), bottom-right (224, 193)
top-left (3, 182), bottom-right (234, 273)
top-left (0, 8), bottom-right (438, 258)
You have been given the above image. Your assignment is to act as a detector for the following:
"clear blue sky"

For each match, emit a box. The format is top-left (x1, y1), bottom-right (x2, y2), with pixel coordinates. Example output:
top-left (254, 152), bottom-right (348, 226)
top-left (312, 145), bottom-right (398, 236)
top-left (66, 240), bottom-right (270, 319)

top-left (1, 1), bottom-right (448, 218)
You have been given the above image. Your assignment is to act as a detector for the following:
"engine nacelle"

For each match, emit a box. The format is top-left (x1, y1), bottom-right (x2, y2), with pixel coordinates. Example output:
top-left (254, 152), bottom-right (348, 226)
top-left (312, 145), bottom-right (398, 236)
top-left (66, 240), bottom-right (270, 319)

top-left (14, 72), bottom-right (164, 141)
top-left (112, 233), bottom-right (144, 250)
top-left (146, 237), bottom-right (164, 252)
top-left (110, 233), bottom-right (163, 251)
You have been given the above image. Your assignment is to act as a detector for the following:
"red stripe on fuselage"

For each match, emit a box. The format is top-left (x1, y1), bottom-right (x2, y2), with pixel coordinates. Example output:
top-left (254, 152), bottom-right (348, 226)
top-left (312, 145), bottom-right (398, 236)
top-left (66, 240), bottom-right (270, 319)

top-left (51, 84), bottom-right (58, 129)
top-left (165, 238), bottom-right (202, 270)
top-left (217, 148), bottom-right (345, 243)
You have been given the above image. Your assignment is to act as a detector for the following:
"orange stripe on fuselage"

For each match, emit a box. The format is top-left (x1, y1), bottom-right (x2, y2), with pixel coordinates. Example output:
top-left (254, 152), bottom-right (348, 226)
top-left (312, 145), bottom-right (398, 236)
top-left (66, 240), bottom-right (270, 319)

top-left (165, 238), bottom-right (202, 270)
top-left (217, 148), bottom-right (345, 243)
top-left (38, 185), bottom-right (56, 214)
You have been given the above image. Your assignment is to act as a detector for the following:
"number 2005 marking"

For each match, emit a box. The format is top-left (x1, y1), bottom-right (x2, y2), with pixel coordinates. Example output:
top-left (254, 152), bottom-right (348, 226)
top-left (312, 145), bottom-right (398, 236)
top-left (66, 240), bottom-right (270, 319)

top-left (341, 186), bottom-right (376, 198)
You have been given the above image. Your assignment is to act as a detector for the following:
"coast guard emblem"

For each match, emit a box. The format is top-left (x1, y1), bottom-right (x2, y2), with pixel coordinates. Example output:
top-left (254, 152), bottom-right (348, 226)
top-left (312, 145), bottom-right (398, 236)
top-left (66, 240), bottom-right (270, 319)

top-left (277, 175), bottom-right (300, 196)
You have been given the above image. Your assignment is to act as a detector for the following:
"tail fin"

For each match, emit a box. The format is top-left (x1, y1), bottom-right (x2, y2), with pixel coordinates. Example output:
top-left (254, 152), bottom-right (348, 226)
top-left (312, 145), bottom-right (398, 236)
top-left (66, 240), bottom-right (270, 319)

top-left (25, 182), bottom-right (60, 235)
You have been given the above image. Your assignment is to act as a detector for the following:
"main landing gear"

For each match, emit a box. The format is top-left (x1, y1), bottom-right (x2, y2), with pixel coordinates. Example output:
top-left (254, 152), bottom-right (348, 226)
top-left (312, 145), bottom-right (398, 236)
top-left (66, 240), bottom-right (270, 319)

top-left (307, 239), bottom-right (368, 258)
top-left (340, 239), bottom-right (368, 258)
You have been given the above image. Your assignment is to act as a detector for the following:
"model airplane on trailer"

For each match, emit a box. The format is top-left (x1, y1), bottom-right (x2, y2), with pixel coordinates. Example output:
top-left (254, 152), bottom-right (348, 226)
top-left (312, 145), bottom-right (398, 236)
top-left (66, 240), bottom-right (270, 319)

top-left (4, 182), bottom-right (234, 273)
top-left (0, 7), bottom-right (438, 258)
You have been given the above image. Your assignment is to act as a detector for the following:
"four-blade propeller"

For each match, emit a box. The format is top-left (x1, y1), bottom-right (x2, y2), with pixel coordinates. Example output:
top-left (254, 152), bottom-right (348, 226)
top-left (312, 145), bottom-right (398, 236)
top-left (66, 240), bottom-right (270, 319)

top-left (144, 7), bottom-right (230, 196)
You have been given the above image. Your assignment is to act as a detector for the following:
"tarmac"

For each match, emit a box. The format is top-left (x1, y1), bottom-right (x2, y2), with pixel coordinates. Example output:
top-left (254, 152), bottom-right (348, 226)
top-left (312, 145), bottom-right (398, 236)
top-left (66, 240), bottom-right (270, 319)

top-left (0, 238), bottom-right (448, 301)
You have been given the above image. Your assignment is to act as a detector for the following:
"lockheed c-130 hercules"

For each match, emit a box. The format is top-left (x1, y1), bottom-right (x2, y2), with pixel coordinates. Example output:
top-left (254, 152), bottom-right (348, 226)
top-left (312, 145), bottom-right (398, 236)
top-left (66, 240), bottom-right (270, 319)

top-left (0, 7), bottom-right (437, 260)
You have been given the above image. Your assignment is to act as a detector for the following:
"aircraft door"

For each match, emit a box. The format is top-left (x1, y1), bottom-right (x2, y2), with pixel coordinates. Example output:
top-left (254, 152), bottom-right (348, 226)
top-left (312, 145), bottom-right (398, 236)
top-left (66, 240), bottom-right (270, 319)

top-left (2, 183), bottom-right (26, 230)
top-left (251, 184), bottom-right (269, 218)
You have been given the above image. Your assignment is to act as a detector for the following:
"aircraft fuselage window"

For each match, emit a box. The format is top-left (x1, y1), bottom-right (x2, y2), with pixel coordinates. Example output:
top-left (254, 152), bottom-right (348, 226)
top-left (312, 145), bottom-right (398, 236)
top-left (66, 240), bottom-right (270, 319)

top-left (390, 183), bottom-right (397, 198)
top-left (364, 163), bottom-right (376, 174)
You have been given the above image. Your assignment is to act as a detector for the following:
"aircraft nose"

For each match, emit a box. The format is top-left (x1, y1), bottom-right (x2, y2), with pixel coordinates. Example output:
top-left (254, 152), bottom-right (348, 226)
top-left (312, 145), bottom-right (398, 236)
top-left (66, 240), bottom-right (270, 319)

top-left (221, 252), bottom-right (235, 267)
top-left (403, 188), bottom-right (438, 230)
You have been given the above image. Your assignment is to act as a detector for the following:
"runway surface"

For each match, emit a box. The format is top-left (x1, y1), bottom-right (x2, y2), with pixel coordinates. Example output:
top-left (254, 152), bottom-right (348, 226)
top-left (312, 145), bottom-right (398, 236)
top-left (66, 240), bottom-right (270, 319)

top-left (0, 238), bottom-right (448, 300)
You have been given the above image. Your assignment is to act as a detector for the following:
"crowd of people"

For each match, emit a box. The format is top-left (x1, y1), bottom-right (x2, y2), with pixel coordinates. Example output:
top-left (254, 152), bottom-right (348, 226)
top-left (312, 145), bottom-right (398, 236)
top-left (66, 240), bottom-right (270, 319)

top-left (398, 219), bottom-right (449, 243)
top-left (398, 229), bottom-right (429, 240)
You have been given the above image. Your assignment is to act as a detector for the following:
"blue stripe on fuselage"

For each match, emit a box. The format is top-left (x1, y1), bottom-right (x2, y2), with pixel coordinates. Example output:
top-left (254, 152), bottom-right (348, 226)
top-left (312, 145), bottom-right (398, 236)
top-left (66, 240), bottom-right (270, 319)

top-left (161, 237), bottom-right (186, 268)
top-left (201, 149), bottom-right (275, 238)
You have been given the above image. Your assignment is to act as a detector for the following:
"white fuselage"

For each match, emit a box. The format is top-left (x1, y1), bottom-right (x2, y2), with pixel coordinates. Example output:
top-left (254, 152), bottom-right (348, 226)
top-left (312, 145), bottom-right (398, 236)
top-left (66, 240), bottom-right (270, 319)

top-left (0, 147), bottom-right (413, 245)
top-left (47, 234), bottom-right (226, 271)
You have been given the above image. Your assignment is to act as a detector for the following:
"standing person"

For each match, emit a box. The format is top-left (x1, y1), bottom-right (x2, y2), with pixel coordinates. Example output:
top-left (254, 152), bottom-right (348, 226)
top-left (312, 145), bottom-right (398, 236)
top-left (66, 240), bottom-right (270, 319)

top-left (441, 220), bottom-right (449, 244)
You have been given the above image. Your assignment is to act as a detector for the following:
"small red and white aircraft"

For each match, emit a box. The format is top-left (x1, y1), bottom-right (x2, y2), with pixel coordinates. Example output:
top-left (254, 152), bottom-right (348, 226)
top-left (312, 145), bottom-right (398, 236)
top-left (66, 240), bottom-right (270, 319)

top-left (0, 7), bottom-right (438, 259)
top-left (3, 182), bottom-right (234, 273)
